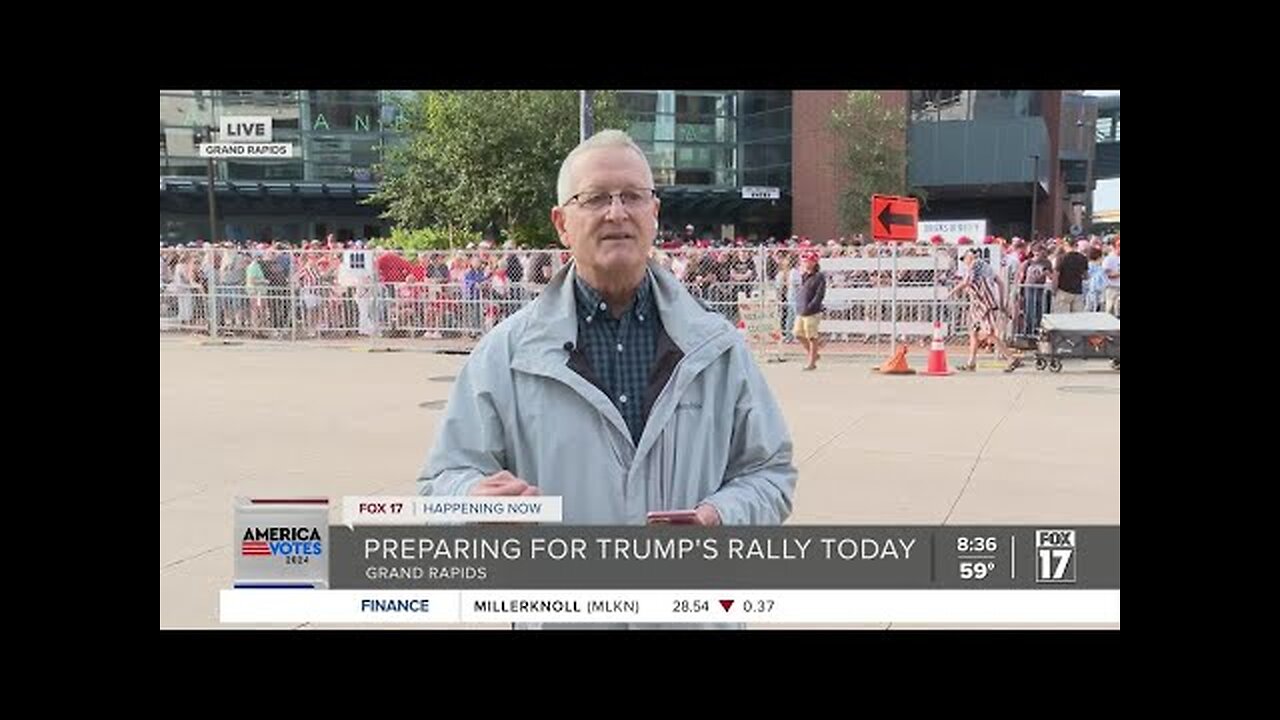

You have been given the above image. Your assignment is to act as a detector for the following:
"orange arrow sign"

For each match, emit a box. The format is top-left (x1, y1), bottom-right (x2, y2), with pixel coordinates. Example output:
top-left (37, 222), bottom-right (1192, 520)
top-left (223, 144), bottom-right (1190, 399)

top-left (871, 195), bottom-right (919, 242)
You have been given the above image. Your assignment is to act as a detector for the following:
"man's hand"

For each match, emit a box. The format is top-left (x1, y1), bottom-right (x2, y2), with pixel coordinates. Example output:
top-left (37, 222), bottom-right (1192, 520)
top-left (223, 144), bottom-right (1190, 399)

top-left (469, 471), bottom-right (540, 496)
top-left (694, 503), bottom-right (722, 526)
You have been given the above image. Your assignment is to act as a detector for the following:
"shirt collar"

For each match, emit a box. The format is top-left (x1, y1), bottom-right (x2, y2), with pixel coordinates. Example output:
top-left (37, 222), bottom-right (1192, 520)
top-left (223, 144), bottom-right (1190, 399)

top-left (574, 270), bottom-right (654, 324)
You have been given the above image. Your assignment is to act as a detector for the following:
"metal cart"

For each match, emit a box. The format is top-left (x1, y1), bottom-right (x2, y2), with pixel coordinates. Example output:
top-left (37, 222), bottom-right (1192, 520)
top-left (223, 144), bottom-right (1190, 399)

top-left (1034, 312), bottom-right (1120, 372)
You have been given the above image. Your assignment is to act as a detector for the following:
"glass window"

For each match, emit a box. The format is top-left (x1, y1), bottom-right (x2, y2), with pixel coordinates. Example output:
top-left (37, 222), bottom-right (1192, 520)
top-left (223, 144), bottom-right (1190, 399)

top-left (743, 143), bottom-right (789, 169)
top-left (309, 90), bottom-right (379, 104)
top-left (715, 116), bottom-right (735, 143)
top-left (629, 120), bottom-right (655, 143)
top-left (305, 135), bottom-right (381, 166)
top-left (618, 92), bottom-right (658, 114)
top-left (964, 90), bottom-right (1043, 120)
top-left (649, 141), bottom-right (675, 169)
top-left (910, 90), bottom-right (968, 122)
top-left (676, 94), bottom-right (720, 122)
top-left (741, 107), bottom-right (789, 142)
top-left (220, 90), bottom-right (300, 108)
top-left (306, 163), bottom-right (379, 182)
top-left (347, 137), bottom-right (380, 166)
top-left (307, 90), bottom-right (382, 132)
top-left (161, 127), bottom-right (206, 158)
top-left (741, 90), bottom-right (790, 115)
top-left (207, 90), bottom-right (302, 135)
top-left (383, 90), bottom-right (418, 104)
top-left (160, 159), bottom-right (208, 177)
top-left (1095, 116), bottom-right (1112, 141)
top-left (676, 122), bottom-right (716, 143)
top-left (742, 168), bottom-right (790, 189)
top-left (226, 161), bottom-right (305, 181)
top-left (674, 169), bottom-right (713, 185)
top-left (676, 145), bottom-right (733, 170)
top-left (654, 115), bottom-right (675, 142)
top-left (160, 92), bottom-right (213, 130)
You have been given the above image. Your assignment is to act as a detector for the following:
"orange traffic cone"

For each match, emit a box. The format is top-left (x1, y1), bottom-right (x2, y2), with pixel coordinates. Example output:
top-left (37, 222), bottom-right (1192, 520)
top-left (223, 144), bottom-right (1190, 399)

top-left (873, 343), bottom-right (916, 374)
top-left (921, 321), bottom-right (954, 376)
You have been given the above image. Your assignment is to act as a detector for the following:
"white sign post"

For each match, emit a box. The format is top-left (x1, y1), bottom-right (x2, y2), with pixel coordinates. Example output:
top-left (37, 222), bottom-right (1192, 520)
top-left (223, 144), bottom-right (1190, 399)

top-left (892, 242), bottom-right (898, 345)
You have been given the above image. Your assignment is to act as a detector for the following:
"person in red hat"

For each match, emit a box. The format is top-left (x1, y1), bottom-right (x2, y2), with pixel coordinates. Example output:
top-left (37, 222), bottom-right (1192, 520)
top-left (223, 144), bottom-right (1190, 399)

top-left (794, 251), bottom-right (826, 371)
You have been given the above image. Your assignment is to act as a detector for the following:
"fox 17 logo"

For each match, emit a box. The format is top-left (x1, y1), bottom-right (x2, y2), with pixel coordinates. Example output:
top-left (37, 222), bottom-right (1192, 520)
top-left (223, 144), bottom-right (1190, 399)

top-left (1035, 529), bottom-right (1077, 584)
top-left (241, 526), bottom-right (323, 565)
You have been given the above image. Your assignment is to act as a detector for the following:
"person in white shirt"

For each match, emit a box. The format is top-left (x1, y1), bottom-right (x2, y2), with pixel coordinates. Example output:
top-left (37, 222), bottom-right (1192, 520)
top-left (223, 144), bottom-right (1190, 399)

top-left (1102, 237), bottom-right (1120, 318)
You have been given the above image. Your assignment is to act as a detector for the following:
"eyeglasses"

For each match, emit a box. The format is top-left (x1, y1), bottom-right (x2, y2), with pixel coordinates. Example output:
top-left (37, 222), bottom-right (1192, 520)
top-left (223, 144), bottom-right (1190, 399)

top-left (564, 188), bottom-right (657, 211)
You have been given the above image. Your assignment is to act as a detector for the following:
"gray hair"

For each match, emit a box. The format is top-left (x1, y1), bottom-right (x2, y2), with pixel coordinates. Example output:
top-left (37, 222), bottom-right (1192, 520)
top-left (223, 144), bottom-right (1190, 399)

top-left (556, 129), bottom-right (652, 206)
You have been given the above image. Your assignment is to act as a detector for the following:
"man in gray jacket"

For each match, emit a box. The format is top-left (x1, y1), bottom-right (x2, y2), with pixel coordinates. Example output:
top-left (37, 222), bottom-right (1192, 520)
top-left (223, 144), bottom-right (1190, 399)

top-left (419, 129), bottom-right (797, 529)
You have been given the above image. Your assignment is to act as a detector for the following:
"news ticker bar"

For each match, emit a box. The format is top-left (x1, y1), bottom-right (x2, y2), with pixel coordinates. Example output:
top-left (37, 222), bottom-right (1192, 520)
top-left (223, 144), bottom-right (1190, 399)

top-left (220, 589), bottom-right (1121, 624)
top-left (326, 526), bottom-right (1119, 589)
top-left (235, 497), bottom-right (1118, 590)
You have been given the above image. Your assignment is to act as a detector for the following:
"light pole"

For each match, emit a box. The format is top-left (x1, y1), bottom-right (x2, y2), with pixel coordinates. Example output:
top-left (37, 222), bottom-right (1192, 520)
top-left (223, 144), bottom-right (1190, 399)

top-left (1076, 117), bottom-right (1094, 234)
top-left (194, 125), bottom-right (219, 243)
top-left (580, 91), bottom-right (594, 142)
top-left (1029, 153), bottom-right (1040, 241)
top-left (193, 124), bottom-right (221, 335)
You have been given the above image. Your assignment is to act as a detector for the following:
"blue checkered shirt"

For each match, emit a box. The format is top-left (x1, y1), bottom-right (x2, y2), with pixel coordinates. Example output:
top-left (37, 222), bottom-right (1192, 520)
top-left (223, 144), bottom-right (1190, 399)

top-left (573, 272), bottom-right (661, 445)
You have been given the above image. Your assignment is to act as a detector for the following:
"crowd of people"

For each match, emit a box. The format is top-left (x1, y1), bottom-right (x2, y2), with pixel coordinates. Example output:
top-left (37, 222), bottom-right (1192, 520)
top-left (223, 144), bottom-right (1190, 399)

top-left (160, 231), bottom-right (1119, 345)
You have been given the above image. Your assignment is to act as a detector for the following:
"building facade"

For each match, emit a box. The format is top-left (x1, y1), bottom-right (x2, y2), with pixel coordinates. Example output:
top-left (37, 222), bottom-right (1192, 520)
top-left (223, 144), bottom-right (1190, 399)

top-left (160, 89), bottom-right (1106, 245)
top-left (160, 90), bottom-right (409, 244)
